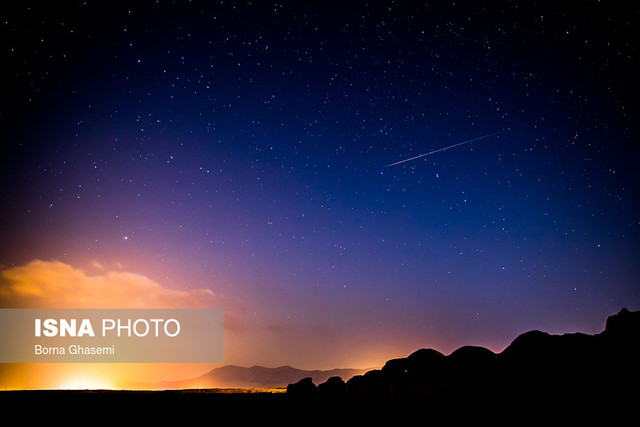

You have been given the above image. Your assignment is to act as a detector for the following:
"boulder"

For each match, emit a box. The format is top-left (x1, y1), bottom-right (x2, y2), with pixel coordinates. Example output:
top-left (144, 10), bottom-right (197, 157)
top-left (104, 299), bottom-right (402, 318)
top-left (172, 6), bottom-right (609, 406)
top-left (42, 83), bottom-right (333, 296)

top-left (286, 377), bottom-right (316, 397)
top-left (317, 376), bottom-right (346, 398)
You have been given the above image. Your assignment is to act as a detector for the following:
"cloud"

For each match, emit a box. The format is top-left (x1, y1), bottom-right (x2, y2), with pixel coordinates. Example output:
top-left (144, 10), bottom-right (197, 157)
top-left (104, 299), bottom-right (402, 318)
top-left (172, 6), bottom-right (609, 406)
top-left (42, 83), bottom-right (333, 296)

top-left (90, 261), bottom-right (105, 270)
top-left (0, 259), bottom-right (218, 309)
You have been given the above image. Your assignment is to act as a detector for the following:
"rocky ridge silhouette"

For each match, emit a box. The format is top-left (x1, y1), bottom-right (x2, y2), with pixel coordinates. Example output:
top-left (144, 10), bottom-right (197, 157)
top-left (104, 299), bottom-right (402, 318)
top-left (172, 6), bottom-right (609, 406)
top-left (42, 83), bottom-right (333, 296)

top-left (287, 308), bottom-right (640, 411)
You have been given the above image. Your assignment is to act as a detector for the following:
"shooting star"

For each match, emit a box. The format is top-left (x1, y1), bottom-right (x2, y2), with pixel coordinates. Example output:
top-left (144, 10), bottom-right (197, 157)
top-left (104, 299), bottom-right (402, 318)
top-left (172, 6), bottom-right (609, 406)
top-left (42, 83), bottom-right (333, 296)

top-left (385, 130), bottom-right (503, 168)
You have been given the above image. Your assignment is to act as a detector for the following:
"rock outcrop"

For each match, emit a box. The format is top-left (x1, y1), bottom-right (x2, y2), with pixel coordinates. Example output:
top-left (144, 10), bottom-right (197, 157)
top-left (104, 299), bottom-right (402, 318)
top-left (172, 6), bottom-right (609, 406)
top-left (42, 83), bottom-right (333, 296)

top-left (287, 308), bottom-right (640, 411)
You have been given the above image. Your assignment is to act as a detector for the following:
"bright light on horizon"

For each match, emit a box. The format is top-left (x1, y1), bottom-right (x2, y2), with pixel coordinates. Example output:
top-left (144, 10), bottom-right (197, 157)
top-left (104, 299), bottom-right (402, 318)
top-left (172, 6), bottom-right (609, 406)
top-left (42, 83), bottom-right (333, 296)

top-left (58, 376), bottom-right (117, 390)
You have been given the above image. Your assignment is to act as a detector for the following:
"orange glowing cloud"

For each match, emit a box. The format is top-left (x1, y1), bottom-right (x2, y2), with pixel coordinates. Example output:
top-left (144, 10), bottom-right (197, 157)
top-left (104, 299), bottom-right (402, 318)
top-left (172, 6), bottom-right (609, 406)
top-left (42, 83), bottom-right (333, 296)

top-left (0, 259), bottom-right (238, 390)
top-left (0, 259), bottom-right (217, 309)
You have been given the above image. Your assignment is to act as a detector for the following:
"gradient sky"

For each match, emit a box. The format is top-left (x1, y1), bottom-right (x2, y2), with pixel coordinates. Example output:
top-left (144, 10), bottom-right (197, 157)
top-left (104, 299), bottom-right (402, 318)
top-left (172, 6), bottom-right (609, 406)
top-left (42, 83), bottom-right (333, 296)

top-left (1, 1), bottom-right (638, 388)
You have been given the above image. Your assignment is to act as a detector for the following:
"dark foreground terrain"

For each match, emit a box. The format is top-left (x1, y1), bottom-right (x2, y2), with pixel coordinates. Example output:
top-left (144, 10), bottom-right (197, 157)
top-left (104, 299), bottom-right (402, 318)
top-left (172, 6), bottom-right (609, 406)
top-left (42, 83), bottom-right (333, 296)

top-left (3, 308), bottom-right (638, 422)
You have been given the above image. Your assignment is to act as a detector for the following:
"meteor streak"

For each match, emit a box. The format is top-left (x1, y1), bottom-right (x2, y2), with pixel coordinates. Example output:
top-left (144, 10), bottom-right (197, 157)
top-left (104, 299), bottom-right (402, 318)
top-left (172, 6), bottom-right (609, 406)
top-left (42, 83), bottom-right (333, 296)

top-left (385, 130), bottom-right (503, 168)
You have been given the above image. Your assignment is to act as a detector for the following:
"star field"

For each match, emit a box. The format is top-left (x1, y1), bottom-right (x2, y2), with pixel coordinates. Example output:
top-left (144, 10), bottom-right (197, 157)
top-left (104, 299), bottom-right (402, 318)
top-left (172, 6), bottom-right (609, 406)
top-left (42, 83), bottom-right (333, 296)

top-left (1, 0), bottom-right (638, 370)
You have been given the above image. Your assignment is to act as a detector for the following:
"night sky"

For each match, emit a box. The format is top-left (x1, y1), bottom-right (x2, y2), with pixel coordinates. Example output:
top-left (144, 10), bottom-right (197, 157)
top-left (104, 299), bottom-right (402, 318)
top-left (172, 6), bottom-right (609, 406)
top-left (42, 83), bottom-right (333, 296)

top-left (1, 0), bottom-right (639, 381)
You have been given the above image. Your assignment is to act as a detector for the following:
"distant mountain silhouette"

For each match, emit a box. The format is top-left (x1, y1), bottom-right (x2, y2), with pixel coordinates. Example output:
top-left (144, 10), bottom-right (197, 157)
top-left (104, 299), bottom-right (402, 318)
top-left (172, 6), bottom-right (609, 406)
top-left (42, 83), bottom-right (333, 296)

top-left (128, 365), bottom-right (369, 390)
top-left (287, 308), bottom-right (640, 412)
